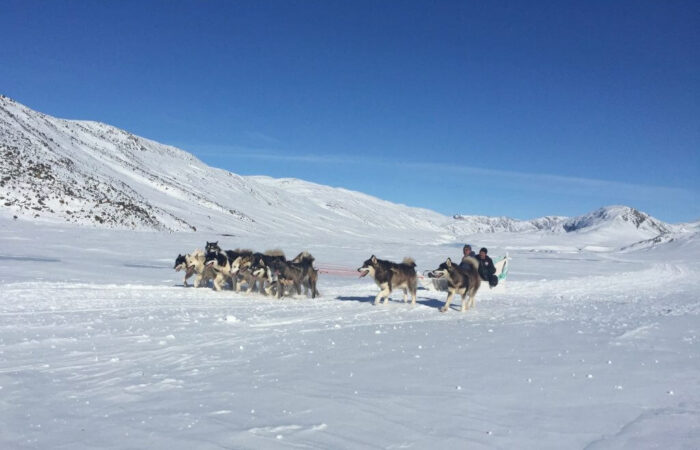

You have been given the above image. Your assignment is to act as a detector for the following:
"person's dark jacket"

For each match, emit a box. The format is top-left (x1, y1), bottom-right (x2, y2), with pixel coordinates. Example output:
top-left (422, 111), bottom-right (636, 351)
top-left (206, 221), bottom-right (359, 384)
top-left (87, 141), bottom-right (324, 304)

top-left (476, 255), bottom-right (496, 281)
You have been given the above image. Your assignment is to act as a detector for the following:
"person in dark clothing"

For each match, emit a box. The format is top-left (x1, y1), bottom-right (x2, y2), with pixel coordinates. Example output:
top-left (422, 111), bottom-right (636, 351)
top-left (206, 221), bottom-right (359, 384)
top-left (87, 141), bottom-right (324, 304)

top-left (458, 244), bottom-right (477, 272)
top-left (477, 247), bottom-right (498, 287)
top-left (462, 244), bottom-right (476, 258)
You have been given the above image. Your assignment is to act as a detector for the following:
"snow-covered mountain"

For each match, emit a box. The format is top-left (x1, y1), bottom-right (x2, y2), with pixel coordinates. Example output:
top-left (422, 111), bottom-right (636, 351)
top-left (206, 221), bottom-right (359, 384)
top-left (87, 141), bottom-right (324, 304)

top-left (0, 95), bottom-right (692, 249)
top-left (452, 206), bottom-right (672, 235)
top-left (0, 95), bottom-right (449, 242)
top-left (449, 214), bottom-right (569, 233)
top-left (561, 205), bottom-right (670, 235)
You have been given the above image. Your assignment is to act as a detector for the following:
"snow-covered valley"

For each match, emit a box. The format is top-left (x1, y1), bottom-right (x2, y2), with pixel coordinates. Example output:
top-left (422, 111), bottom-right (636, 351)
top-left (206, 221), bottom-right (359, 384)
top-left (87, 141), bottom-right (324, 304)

top-left (1, 216), bottom-right (699, 449)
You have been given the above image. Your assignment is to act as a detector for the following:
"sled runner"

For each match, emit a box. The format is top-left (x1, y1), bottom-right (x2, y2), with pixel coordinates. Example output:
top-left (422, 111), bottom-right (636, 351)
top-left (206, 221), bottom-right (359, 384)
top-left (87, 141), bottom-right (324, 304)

top-left (420, 253), bottom-right (510, 292)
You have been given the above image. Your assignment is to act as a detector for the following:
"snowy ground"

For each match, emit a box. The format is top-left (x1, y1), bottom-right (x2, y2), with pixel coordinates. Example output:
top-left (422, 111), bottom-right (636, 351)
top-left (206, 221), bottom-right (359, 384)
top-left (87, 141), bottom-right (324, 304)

top-left (1, 218), bottom-right (699, 449)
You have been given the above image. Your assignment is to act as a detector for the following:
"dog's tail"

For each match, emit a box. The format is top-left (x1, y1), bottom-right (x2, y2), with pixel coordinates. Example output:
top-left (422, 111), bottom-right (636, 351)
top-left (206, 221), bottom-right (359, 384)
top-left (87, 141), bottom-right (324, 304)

top-left (264, 249), bottom-right (286, 258)
top-left (402, 257), bottom-right (416, 267)
top-left (293, 251), bottom-right (315, 263)
top-left (462, 256), bottom-right (479, 272)
top-left (402, 257), bottom-right (417, 274)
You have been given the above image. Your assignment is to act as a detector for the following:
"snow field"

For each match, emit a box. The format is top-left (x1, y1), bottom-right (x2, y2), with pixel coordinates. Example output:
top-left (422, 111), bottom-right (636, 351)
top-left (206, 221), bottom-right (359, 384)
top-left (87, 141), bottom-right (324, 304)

top-left (0, 218), bottom-right (699, 448)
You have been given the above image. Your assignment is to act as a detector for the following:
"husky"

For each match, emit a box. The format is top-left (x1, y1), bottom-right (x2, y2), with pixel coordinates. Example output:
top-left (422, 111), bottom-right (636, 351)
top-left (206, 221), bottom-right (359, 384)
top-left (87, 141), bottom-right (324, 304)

top-left (173, 254), bottom-right (195, 286)
top-left (252, 257), bottom-right (306, 298)
top-left (428, 257), bottom-right (481, 312)
top-left (205, 241), bottom-right (222, 254)
top-left (232, 250), bottom-right (286, 295)
top-left (291, 251), bottom-right (320, 298)
top-left (229, 249), bottom-right (255, 292)
top-left (357, 255), bottom-right (417, 306)
top-left (220, 249), bottom-right (251, 291)
top-left (204, 250), bottom-right (234, 291)
top-left (181, 249), bottom-right (214, 288)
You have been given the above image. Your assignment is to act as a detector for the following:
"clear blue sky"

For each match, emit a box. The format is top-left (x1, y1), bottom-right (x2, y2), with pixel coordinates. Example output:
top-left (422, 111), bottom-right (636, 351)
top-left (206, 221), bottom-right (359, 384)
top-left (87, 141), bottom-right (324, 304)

top-left (2, 0), bottom-right (698, 222)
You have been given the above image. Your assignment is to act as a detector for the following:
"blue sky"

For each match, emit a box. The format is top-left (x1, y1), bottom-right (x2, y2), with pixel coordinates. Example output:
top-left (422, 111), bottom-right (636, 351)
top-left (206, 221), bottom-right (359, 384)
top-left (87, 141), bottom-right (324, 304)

top-left (2, 0), bottom-right (698, 222)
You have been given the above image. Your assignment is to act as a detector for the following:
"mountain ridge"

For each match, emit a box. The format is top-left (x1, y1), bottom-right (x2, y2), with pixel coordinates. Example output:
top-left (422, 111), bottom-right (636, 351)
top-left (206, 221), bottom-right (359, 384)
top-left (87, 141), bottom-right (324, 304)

top-left (0, 95), bottom-right (686, 249)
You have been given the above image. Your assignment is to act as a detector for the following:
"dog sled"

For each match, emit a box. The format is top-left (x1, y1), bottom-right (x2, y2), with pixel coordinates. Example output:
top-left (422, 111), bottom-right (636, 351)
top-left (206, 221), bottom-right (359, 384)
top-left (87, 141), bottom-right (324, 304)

top-left (420, 253), bottom-right (510, 292)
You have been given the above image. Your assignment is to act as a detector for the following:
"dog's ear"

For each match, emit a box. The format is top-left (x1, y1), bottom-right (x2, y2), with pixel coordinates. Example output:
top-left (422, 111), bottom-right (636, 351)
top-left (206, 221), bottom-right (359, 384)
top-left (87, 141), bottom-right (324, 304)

top-left (371, 255), bottom-right (377, 264)
top-left (446, 257), bottom-right (452, 267)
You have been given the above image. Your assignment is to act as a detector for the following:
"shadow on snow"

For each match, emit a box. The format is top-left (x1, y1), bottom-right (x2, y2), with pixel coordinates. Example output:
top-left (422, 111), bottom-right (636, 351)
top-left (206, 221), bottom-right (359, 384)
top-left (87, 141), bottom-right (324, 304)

top-left (336, 295), bottom-right (445, 310)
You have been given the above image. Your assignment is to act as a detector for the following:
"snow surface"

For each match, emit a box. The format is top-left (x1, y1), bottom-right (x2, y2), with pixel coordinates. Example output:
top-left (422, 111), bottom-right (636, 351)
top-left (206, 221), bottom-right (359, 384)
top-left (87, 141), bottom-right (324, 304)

top-left (1, 216), bottom-right (698, 449)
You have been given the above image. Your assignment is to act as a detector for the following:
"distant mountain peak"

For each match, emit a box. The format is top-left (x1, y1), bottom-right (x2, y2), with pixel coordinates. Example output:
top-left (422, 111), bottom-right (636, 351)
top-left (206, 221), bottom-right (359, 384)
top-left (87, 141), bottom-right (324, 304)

top-left (451, 205), bottom-right (671, 238)
top-left (562, 205), bottom-right (669, 234)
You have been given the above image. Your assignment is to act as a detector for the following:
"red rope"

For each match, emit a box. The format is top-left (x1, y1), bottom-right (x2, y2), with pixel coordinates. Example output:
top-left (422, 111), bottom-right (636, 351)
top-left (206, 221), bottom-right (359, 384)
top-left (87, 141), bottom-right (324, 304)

top-left (317, 266), bottom-right (359, 277)
top-left (317, 265), bottom-right (427, 279)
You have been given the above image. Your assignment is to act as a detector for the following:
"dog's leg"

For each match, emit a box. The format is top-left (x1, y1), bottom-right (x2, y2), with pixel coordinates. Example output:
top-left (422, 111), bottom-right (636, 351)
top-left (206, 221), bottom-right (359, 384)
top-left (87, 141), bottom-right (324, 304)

top-left (466, 286), bottom-right (476, 310)
top-left (402, 287), bottom-right (408, 303)
top-left (228, 275), bottom-right (235, 291)
top-left (441, 290), bottom-right (455, 312)
top-left (213, 274), bottom-right (222, 292)
top-left (270, 281), bottom-right (280, 298)
top-left (262, 279), bottom-right (273, 296)
top-left (230, 275), bottom-right (237, 291)
top-left (303, 272), bottom-right (312, 296)
top-left (383, 282), bottom-right (393, 304)
top-left (274, 279), bottom-right (285, 298)
top-left (247, 277), bottom-right (256, 293)
top-left (383, 287), bottom-right (392, 304)
top-left (375, 283), bottom-right (390, 305)
top-left (311, 270), bottom-right (319, 298)
top-left (184, 267), bottom-right (194, 287)
top-left (410, 283), bottom-right (417, 306)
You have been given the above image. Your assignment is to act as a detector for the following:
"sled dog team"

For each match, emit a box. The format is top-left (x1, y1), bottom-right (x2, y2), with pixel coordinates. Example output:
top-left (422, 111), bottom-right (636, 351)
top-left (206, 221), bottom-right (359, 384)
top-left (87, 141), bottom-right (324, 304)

top-left (175, 241), bottom-right (482, 312)
top-left (174, 241), bottom-right (319, 298)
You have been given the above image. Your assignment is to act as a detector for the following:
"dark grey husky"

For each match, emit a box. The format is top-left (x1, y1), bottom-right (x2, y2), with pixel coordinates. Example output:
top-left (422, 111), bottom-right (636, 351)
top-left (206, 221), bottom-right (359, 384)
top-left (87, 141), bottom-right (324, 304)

top-left (205, 241), bottom-right (222, 254)
top-left (428, 257), bottom-right (481, 312)
top-left (291, 251), bottom-right (320, 298)
top-left (240, 250), bottom-right (286, 295)
top-left (252, 257), bottom-right (307, 298)
top-left (357, 255), bottom-right (417, 306)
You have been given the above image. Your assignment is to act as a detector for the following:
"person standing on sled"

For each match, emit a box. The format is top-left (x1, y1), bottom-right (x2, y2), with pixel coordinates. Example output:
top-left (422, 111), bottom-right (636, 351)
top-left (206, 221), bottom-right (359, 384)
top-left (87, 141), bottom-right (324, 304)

top-left (477, 247), bottom-right (498, 287)
top-left (459, 244), bottom-right (477, 271)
